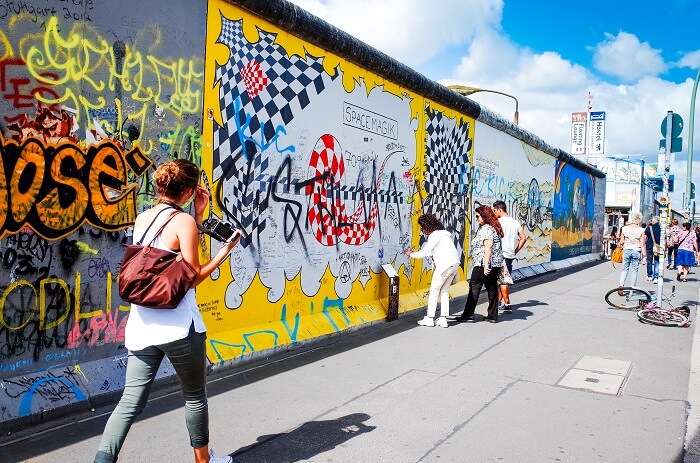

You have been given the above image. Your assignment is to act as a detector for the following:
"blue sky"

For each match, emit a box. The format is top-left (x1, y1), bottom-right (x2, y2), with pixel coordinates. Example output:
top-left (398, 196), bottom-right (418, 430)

top-left (293, 0), bottom-right (700, 205)
top-left (420, 0), bottom-right (699, 85)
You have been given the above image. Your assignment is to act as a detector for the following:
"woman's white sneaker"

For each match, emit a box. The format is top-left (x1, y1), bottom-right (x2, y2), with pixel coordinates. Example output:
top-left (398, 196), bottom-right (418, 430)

top-left (209, 449), bottom-right (233, 463)
top-left (435, 317), bottom-right (449, 328)
top-left (417, 316), bottom-right (435, 327)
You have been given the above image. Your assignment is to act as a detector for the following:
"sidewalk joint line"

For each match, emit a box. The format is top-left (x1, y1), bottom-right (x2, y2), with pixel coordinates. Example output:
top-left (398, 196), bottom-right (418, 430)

top-left (415, 378), bottom-right (520, 462)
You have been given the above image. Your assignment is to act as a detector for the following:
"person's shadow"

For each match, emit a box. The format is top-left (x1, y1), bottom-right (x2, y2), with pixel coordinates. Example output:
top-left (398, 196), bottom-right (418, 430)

top-left (230, 413), bottom-right (376, 462)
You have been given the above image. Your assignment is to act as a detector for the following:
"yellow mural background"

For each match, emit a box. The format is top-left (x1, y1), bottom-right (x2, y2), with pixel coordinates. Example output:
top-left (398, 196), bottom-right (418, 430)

top-left (198, 0), bottom-right (474, 364)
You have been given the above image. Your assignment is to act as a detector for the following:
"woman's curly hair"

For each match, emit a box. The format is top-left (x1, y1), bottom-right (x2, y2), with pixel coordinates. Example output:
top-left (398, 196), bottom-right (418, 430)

top-left (152, 159), bottom-right (199, 199)
top-left (475, 205), bottom-right (503, 237)
top-left (417, 213), bottom-right (444, 234)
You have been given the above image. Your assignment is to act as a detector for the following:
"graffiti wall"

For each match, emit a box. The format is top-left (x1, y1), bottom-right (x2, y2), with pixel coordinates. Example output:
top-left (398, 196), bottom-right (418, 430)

top-left (592, 176), bottom-right (606, 254)
top-left (472, 122), bottom-right (554, 269)
top-left (0, 0), bottom-right (205, 424)
top-left (195, 1), bottom-right (474, 363)
top-left (551, 160), bottom-right (596, 260)
top-left (0, 0), bottom-right (602, 429)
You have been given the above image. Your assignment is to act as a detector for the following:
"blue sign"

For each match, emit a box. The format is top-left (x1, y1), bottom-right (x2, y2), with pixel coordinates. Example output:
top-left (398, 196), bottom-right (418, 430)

top-left (590, 111), bottom-right (606, 121)
top-left (647, 175), bottom-right (674, 192)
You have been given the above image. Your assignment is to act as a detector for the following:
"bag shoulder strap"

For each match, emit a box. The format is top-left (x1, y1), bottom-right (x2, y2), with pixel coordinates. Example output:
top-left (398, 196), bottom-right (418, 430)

top-left (680, 230), bottom-right (692, 245)
top-left (649, 226), bottom-right (657, 245)
top-left (144, 211), bottom-right (181, 248)
top-left (136, 206), bottom-right (176, 246)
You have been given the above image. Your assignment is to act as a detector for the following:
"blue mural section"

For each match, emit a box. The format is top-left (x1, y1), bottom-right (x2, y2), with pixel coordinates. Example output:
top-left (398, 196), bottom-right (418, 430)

top-left (551, 160), bottom-right (595, 260)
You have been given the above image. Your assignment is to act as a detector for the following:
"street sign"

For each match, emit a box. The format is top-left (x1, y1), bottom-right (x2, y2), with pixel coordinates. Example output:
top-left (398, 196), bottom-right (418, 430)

top-left (570, 112), bottom-right (587, 155)
top-left (647, 175), bottom-right (674, 192)
top-left (588, 111), bottom-right (605, 155)
top-left (661, 113), bottom-right (683, 138)
top-left (660, 112), bottom-right (683, 153)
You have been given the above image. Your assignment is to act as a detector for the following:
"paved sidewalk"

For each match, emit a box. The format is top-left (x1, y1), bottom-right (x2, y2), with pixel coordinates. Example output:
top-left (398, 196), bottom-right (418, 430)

top-left (2, 262), bottom-right (698, 463)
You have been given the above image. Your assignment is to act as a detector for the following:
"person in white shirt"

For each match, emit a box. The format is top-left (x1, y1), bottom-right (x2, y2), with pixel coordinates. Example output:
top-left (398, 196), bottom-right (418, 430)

top-left (409, 214), bottom-right (460, 328)
top-left (492, 201), bottom-right (527, 312)
top-left (95, 160), bottom-right (239, 463)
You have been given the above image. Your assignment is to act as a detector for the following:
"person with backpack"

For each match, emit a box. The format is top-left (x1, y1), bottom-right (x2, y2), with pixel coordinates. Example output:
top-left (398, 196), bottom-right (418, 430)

top-left (644, 217), bottom-right (661, 283)
top-left (675, 222), bottom-right (698, 282)
top-left (95, 160), bottom-right (240, 463)
top-left (409, 214), bottom-right (460, 328)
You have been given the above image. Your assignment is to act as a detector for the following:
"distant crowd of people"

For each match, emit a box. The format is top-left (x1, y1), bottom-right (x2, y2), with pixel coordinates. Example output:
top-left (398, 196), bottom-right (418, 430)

top-left (608, 214), bottom-right (699, 288)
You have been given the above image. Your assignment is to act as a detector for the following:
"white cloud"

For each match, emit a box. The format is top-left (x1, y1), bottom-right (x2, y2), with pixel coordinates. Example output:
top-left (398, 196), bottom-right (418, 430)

top-left (289, 0), bottom-right (502, 66)
top-left (593, 32), bottom-right (667, 82)
top-left (289, 1), bottom-right (699, 203)
top-left (678, 49), bottom-right (700, 69)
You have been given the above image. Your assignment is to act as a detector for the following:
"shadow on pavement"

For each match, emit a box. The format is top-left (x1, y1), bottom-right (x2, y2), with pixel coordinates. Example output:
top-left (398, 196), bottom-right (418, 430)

top-left (499, 309), bottom-right (534, 322)
top-left (509, 300), bottom-right (548, 310)
top-left (230, 413), bottom-right (375, 463)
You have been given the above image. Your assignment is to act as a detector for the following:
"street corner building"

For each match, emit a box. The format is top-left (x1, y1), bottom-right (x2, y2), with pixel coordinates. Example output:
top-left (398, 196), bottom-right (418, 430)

top-left (0, 0), bottom-right (605, 431)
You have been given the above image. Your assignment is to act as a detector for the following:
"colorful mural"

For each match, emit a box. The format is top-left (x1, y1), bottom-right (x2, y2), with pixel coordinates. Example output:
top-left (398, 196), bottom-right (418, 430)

top-left (472, 122), bottom-right (554, 269)
top-left (551, 160), bottom-right (596, 260)
top-left (0, 0), bottom-right (601, 428)
top-left (0, 0), bottom-right (206, 424)
top-left (196, 1), bottom-right (474, 364)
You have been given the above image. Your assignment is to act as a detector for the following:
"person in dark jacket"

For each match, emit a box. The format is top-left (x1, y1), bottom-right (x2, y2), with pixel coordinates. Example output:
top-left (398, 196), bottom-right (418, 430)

top-left (645, 217), bottom-right (661, 282)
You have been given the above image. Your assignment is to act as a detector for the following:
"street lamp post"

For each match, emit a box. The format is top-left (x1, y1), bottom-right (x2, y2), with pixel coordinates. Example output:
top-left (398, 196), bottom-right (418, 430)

top-left (687, 68), bottom-right (700, 224)
top-left (448, 85), bottom-right (519, 124)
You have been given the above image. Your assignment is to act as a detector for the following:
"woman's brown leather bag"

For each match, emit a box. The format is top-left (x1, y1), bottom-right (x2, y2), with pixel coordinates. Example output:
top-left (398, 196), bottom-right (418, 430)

top-left (118, 207), bottom-right (198, 309)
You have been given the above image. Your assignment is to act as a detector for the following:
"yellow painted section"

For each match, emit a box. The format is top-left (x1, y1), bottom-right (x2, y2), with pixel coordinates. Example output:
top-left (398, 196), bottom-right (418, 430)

top-left (199, 1), bottom-right (475, 364)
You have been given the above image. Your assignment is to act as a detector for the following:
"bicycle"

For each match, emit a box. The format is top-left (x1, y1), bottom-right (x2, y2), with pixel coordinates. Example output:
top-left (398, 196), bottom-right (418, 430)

top-left (604, 286), bottom-right (652, 310)
top-left (636, 285), bottom-right (691, 327)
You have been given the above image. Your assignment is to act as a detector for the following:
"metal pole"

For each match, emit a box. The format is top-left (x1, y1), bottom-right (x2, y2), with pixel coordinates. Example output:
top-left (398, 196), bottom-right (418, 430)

top-left (657, 111), bottom-right (673, 301)
top-left (688, 68), bottom-right (700, 214)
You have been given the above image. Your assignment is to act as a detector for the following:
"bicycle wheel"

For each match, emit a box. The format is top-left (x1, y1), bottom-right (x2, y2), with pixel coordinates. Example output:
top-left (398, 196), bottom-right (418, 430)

top-left (637, 309), bottom-right (689, 327)
top-left (605, 287), bottom-right (652, 310)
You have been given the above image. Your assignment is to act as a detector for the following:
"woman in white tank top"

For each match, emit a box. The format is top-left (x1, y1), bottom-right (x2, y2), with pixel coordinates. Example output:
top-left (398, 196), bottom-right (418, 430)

top-left (617, 213), bottom-right (647, 289)
top-left (95, 160), bottom-right (240, 463)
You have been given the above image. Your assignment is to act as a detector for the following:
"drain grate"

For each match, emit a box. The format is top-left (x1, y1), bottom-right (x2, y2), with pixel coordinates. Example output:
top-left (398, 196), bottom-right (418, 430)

top-left (557, 356), bottom-right (631, 396)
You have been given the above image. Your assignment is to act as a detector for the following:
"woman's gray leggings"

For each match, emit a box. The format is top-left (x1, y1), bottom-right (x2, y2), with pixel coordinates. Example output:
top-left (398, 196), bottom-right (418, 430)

top-left (94, 325), bottom-right (208, 462)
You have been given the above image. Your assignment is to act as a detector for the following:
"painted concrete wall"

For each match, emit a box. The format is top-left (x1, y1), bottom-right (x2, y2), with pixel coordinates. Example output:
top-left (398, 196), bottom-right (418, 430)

top-left (0, 0), bottom-right (604, 429)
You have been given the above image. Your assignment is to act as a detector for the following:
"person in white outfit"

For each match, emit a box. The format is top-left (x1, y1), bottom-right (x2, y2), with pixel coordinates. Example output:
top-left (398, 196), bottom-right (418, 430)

top-left (409, 214), bottom-right (460, 328)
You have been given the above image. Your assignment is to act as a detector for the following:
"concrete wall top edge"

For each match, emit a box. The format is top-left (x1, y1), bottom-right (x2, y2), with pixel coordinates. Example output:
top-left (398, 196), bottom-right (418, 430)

top-left (230, 0), bottom-right (605, 179)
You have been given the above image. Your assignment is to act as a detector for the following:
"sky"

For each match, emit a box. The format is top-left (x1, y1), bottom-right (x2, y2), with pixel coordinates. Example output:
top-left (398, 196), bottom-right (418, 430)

top-left (289, 0), bottom-right (700, 209)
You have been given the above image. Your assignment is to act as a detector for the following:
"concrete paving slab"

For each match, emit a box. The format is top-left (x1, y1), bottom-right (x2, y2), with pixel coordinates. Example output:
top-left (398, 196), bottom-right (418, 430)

top-left (574, 355), bottom-right (631, 376)
top-left (557, 368), bottom-right (625, 395)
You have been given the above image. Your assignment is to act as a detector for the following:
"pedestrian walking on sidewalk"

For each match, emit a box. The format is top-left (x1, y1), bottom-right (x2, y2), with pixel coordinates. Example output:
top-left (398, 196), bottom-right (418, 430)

top-left (410, 214), bottom-right (460, 328)
top-left (457, 205), bottom-right (504, 324)
top-left (675, 222), bottom-right (697, 282)
top-left (95, 160), bottom-right (240, 463)
top-left (644, 217), bottom-right (661, 283)
top-left (607, 225), bottom-right (619, 259)
top-left (666, 219), bottom-right (682, 269)
top-left (617, 212), bottom-right (646, 290)
top-left (492, 200), bottom-right (526, 313)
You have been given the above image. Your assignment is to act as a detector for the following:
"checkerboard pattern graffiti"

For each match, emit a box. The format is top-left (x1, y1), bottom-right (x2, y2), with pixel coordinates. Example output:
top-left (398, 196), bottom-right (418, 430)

top-left (306, 134), bottom-right (380, 246)
top-left (423, 107), bottom-right (472, 261)
top-left (212, 16), bottom-right (338, 243)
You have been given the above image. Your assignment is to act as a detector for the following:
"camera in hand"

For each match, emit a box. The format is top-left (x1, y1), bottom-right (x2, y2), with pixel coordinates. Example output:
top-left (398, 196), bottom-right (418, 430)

top-left (199, 217), bottom-right (237, 242)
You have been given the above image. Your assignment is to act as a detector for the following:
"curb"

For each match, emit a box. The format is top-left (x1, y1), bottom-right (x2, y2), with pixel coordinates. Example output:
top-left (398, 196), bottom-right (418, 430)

top-left (684, 285), bottom-right (700, 462)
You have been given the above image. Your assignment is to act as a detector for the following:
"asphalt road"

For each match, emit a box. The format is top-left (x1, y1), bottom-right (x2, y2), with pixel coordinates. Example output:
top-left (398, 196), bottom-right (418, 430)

top-left (2, 261), bottom-right (699, 463)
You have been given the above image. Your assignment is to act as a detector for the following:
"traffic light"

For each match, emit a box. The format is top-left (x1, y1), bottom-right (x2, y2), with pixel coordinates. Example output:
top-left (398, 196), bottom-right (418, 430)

top-left (691, 182), bottom-right (696, 200)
